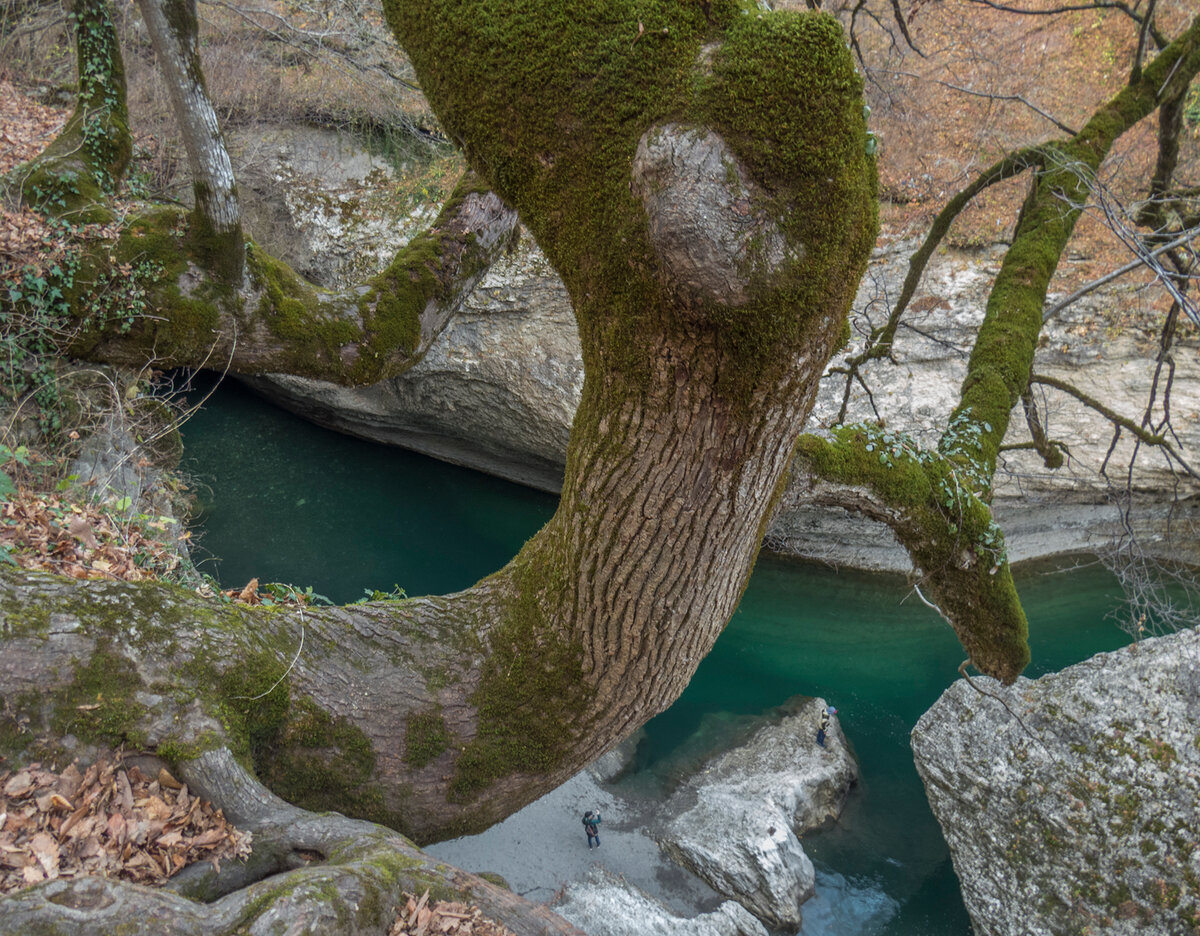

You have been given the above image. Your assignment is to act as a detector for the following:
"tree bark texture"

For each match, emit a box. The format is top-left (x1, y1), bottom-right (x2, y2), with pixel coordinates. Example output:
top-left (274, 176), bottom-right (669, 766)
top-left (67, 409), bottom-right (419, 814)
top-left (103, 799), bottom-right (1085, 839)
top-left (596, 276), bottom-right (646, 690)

top-left (3, 4), bottom-right (877, 846)
top-left (0, 748), bottom-right (585, 936)
top-left (134, 0), bottom-right (245, 279)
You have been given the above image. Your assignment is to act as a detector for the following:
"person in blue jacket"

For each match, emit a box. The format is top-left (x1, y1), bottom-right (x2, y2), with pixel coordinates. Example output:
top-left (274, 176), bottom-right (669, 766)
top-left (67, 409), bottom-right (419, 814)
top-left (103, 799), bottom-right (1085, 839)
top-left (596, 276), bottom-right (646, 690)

top-left (582, 810), bottom-right (601, 848)
top-left (817, 705), bottom-right (836, 748)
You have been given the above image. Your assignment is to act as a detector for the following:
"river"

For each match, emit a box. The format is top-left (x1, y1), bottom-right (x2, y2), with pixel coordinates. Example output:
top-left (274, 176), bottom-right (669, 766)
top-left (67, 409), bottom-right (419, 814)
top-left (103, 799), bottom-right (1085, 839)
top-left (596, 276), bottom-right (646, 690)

top-left (181, 377), bottom-right (1132, 935)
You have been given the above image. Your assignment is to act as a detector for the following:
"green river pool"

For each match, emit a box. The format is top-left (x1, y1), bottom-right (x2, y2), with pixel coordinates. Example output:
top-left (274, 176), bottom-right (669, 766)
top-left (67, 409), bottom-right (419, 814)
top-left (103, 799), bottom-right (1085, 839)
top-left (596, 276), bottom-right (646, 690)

top-left (181, 378), bottom-right (1134, 935)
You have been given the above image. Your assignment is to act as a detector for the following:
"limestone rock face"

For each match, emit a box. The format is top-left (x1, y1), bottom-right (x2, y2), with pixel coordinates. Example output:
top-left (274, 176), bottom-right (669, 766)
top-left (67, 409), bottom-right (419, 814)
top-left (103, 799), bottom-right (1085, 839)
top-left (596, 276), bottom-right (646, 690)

top-left (228, 125), bottom-right (440, 289)
top-left (241, 138), bottom-right (1198, 568)
top-left (555, 868), bottom-right (768, 936)
top-left (911, 628), bottom-right (1200, 936)
top-left (245, 237), bottom-right (581, 492)
top-left (655, 697), bottom-right (857, 930)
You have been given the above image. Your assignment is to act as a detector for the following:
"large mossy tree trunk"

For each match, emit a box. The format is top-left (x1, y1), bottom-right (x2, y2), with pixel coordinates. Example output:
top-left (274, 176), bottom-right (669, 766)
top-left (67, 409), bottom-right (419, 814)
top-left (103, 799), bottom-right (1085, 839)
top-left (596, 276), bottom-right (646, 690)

top-left (1, 0), bottom-right (877, 849)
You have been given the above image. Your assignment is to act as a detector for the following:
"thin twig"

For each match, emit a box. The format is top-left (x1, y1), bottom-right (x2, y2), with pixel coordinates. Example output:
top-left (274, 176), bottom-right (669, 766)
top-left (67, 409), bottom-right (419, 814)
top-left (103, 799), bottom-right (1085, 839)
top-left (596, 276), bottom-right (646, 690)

top-left (1042, 226), bottom-right (1199, 322)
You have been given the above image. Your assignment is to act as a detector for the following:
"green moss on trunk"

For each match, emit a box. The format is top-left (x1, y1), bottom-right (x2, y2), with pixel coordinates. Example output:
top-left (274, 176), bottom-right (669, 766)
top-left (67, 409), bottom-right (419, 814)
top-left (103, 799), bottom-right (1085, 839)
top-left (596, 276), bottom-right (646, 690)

top-left (19, 0), bottom-right (131, 218)
top-left (51, 644), bottom-right (147, 746)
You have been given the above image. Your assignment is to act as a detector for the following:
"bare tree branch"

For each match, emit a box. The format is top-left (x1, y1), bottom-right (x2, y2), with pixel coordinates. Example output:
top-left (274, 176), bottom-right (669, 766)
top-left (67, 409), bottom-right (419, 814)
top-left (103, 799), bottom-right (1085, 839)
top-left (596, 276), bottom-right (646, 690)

top-left (889, 0), bottom-right (925, 56)
top-left (1129, 0), bottom-right (1158, 83)
top-left (1031, 373), bottom-right (1200, 480)
top-left (964, 0), bottom-right (1167, 46)
top-left (887, 69), bottom-right (1078, 134)
top-left (1042, 225), bottom-right (1199, 323)
top-left (830, 145), bottom-right (1043, 423)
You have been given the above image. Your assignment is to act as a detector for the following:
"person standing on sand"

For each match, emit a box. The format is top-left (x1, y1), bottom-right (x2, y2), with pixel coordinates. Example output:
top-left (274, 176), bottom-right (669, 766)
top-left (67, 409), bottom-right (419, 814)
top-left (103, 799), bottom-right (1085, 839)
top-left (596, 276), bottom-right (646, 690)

top-left (582, 810), bottom-right (601, 848)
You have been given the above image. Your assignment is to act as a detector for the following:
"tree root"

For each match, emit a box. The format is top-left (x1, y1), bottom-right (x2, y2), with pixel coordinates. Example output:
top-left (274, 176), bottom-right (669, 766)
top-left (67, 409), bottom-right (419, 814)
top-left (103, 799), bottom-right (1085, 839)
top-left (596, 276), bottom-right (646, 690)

top-left (0, 749), bottom-right (584, 936)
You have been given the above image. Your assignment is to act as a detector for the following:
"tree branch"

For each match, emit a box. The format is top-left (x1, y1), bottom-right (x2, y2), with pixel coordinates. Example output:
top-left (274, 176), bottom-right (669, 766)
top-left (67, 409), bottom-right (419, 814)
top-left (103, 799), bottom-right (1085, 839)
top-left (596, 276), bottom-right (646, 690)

top-left (1030, 373), bottom-right (1199, 480)
top-left (66, 171), bottom-right (519, 385)
top-left (949, 14), bottom-right (1200, 487)
top-left (0, 747), bottom-right (585, 935)
top-left (833, 145), bottom-right (1042, 423)
top-left (964, 0), bottom-right (1167, 46)
top-left (1041, 224), bottom-right (1200, 323)
top-left (887, 70), bottom-right (1078, 135)
top-left (793, 13), bottom-right (1200, 684)
top-left (792, 425), bottom-right (1029, 682)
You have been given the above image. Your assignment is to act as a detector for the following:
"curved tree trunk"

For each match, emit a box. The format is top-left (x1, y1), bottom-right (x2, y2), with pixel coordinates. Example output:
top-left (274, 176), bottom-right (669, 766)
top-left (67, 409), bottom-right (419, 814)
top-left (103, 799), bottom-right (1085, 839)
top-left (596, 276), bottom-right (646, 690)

top-left (1, 3), bottom-right (881, 931)
top-left (2, 2), bottom-right (877, 847)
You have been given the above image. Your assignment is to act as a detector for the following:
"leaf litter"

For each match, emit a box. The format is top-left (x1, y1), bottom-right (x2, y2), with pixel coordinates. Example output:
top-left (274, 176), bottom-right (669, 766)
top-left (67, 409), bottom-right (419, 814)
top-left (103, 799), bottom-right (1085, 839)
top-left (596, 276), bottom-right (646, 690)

top-left (0, 489), bottom-right (183, 582)
top-left (391, 889), bottom-right (519, 936)
top-left (0, 753), bottom-right (251, 895)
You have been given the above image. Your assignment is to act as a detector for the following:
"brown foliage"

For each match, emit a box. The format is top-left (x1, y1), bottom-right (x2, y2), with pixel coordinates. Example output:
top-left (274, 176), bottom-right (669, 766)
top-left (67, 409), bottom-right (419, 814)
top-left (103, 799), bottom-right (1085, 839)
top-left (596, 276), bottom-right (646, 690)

top-left (0, 754), bottom-right (251, 895)
top-left (391, 890), bottom-right (518, 936)
top-left (0, 79), bottom-right (65, 176)
top-left (0, 490), bottom-right (184, 582)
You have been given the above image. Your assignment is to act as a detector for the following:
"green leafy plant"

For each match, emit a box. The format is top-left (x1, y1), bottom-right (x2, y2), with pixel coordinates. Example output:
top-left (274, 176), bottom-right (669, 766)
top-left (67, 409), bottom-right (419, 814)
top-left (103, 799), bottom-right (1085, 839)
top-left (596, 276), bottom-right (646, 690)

top-left (262, 582), bottom-right (334, 606)
top-left (840, 411), bottom-right (1009, 570)
top-left (2, 216), bottom-right (163, 433)
top-left (1185, 80), bottom-right (1200, 136)
top-left (355, 584), bottom-right (408, 603)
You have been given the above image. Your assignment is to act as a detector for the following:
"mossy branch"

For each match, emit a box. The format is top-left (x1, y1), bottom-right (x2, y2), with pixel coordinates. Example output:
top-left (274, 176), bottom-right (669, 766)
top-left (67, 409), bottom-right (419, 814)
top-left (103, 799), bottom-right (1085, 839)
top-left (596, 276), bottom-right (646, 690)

top-left (62, 172), bottom-right (518, 385)
top-left (793, 426), bottom-right (1029, 683)
top-left (841, 148), bottom-right (1042, 365)
top-left (948, 13), bottom-right (1200, 489)
top-left (1030, 373), bottom-right (1199, 480)
top-left (800, 16), bottom-right (1200, 682)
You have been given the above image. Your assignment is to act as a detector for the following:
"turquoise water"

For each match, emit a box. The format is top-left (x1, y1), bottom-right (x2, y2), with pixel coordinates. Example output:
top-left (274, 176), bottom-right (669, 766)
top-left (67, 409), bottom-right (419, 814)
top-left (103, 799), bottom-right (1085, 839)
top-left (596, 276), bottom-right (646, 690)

top-left (181, 378), bottom-right (1133, 935)
top-left (180, 378), bottom-right (557, 600)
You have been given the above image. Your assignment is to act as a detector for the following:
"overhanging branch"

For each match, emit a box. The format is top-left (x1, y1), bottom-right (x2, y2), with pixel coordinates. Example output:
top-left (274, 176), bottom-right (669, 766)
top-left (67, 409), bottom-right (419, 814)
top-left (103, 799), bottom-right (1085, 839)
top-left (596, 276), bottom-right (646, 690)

top-left (1030, 375), bottom-right (1199, 480)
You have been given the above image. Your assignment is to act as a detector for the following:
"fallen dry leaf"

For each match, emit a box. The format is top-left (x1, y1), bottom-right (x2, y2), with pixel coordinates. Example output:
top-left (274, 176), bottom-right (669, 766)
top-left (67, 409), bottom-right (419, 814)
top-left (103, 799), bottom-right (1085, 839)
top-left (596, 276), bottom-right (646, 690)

top-left (0, 753), bottom-right (252, 896)
top-left (389, 892), bottom-right (519, 936)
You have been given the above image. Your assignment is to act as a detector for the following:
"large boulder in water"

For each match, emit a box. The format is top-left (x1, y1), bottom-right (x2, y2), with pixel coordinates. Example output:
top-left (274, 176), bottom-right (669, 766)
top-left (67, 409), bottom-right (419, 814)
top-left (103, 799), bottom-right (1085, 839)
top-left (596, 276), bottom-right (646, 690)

top-left (555, 868), bottom-right (767, 936)
top-left (911, 628), bottom-right (1200, 936)
top-left (655, 697), bottom-right (857, 930)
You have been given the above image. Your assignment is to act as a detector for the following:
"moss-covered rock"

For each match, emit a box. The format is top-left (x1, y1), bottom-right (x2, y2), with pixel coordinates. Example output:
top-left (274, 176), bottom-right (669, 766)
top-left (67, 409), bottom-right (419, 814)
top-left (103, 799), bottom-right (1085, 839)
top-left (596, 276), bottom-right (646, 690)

top-left (913, 628), bottom-right (1200, 936)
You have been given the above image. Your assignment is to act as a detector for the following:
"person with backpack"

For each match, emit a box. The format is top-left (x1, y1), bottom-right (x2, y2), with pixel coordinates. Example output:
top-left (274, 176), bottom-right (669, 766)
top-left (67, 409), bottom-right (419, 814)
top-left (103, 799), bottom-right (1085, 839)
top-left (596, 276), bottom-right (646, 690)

top-left (816, 705), bottom-right (836, 748)
top-left (582, 810), bottom-right (601, 848)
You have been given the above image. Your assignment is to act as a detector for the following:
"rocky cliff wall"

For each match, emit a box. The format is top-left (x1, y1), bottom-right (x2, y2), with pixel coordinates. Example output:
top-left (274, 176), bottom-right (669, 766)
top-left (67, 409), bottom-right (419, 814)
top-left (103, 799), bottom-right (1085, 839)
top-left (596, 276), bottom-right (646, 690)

top-left (251, 228), bottom-right (1199, 571)
top-left (230, 127), bottom-right (1197, 570)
